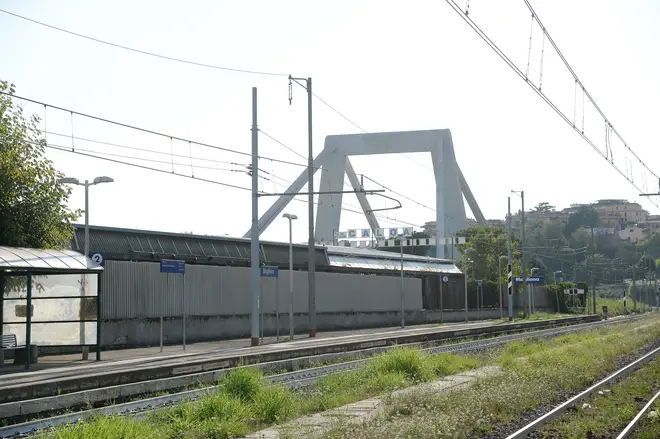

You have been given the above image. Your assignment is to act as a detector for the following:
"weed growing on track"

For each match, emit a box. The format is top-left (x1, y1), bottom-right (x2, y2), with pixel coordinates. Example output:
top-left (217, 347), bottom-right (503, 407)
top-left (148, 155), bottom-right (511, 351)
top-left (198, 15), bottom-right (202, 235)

top-left (43, 348), bottom-right (478, 439)
top-left (539, 357), bottom-right (660, 439)
top-left (321, 315), bottom-right (660, 439)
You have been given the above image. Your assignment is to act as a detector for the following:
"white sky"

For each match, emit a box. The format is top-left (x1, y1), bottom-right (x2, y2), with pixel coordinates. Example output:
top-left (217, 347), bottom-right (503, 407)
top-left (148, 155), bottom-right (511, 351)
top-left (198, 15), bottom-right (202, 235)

top-left (1, 0), bottom-right (659, 244)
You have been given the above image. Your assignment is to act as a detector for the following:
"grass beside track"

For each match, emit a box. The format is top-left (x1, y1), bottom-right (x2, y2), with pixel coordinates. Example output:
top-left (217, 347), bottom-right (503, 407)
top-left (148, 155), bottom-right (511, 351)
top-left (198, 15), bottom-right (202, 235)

top-left (539, 356), bottom-right (660, 439)
top-left (43, 348), bottom-right (478, 439)
top-left (320, 315), bottom-right (660, 439)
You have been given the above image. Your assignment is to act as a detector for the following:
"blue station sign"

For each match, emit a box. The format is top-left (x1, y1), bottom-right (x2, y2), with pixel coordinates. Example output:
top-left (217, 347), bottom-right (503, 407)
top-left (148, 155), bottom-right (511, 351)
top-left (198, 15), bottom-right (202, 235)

top-left (514, 276), bottom-right (545, 285)
top-left (160, 259), bottom-right (186, 274)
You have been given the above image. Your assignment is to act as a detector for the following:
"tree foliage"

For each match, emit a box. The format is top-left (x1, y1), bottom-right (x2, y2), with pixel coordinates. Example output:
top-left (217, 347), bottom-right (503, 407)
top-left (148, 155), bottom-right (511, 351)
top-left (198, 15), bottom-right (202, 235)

top-left (456, 226), bottom-right (522, 283)
top-left (0, 81), bottom-right (79, 248)
top-left (532, 202), bottom-right (555, 212)
top-left (564, 206), bottom-right (600, 237)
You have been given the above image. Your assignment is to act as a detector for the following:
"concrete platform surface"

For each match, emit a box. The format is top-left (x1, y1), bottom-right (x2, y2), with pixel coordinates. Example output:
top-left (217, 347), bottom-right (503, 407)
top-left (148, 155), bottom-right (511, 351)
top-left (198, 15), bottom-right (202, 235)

top-left (0, 320), bottom-right (493, 386)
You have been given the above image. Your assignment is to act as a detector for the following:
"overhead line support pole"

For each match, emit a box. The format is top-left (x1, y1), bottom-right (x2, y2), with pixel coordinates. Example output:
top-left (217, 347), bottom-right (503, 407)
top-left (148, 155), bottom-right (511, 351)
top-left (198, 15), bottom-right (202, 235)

top-left (250, 87), bottom-right (260, 346)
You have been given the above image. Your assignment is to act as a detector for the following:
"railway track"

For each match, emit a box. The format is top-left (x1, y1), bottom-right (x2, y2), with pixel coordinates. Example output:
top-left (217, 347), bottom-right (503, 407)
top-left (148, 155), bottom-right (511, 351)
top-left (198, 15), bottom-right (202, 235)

top-left (616, 387), bottom-right (660, 438)
top-left (505, 343), bottom-right (660, 439)
top-left (0, 315), bottom-right (641, 439)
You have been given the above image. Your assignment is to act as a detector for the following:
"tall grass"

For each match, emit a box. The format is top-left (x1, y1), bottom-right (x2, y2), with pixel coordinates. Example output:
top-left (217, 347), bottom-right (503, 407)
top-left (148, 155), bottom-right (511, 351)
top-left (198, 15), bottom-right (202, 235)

top-left (321, 315), bottom-right (660, 439)
top-left (45, 347), bottom-right (479, 438)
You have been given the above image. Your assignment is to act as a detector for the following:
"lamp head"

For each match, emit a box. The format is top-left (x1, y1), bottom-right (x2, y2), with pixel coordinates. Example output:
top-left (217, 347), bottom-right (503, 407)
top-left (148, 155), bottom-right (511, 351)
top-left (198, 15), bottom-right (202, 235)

top-left (58, 177), bottom-right (80, 185)
top-left (282, 213), bottom-right (298, 220)
top-left (93, 176), bottom-right (114, 184)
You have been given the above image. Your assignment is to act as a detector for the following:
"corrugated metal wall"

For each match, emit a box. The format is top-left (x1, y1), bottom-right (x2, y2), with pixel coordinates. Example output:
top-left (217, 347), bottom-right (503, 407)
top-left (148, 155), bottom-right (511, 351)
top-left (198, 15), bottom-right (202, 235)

top-left (101, 261), bottom-right (422, 319)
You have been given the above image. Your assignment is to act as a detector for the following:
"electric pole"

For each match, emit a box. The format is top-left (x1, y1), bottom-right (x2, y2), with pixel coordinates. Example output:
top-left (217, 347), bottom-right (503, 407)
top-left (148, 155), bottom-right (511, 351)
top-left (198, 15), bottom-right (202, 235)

top-left (250, 87), bottom-right (260, 346)
top-left (289, 76), bottom-right (316, 338)
top-left (507, 197), bottom-right (513, 321)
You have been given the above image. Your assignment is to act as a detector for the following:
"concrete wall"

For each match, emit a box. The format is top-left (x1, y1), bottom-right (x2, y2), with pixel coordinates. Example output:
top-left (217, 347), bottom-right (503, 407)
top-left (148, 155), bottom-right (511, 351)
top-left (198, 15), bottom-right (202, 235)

top-left (100, 308), bottom-right (505, 349)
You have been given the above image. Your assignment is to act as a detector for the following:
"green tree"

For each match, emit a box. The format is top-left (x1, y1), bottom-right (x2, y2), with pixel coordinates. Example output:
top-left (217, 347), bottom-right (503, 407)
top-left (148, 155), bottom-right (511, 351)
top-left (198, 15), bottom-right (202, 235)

top-left (564, 207), bottom-right (600, 237)
top-left (532, 202), bottom-right (555, 213)
top-left (456, 226), bottom-right (522, 283)
top-left (0, 81), bottom-right (79, 248)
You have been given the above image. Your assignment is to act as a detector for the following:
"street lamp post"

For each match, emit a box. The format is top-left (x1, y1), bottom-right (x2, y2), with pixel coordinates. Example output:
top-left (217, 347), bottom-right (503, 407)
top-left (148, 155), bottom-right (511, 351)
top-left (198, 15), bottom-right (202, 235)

top-left (530, 268), bottom-right (540, 315)
top-left (59, 176), bottom-right (114, 360)
top-left (398, 235), bottom-right (406, 328)
top-left (463, 259), bottom-right (472, 323)
top-left (282, 213), bottom-right (297, 340)
top-left (464, 249), bottom-right (476, 322)
top-left (553, 270), bottom-right (562, 313)
top-left (498, 255), bottom-right (507, 319)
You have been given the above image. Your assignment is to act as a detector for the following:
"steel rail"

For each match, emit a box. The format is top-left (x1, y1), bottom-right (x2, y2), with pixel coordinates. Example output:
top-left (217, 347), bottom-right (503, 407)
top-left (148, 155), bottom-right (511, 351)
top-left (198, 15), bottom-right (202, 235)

top-left (505, 344), bottom-right (660, 439)
top-left (616, 388), bottom-right (660, 439)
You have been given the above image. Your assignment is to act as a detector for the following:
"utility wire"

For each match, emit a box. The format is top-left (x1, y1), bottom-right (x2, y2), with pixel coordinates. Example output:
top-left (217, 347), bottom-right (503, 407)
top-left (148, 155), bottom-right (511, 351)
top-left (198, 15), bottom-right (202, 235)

top-left (444, 0), bottom-right (659, 209)
top-left (258, 129), bottom-right (307, 161)
top-left (1, 8), bottom-right (437, 177)
top-left (0, 8), bottom-right (287, 77)
top-left (1, 91), bottom-right (314, 170)
top-left (257, 128), bottom-right (435, 221)
top-left (1, 8), bottom-right (446, 217)
top-left (522, 0), bottom-right (659, 182)
top-left (311, 92), bottom-right (435, 173)
top-left (261, 175), bottom-right (421, 228)
top-left (42, 141), bottom-right (253, 192)
top-left (44, 130), bottom-right (247, 167)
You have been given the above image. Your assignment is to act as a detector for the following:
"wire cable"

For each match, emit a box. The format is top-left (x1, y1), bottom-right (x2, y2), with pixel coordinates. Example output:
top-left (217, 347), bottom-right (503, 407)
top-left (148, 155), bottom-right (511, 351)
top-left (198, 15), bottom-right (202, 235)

top-left (43, 130), bottom-right (247, 167)
top-left (258, 129), bottom-right (307, 161)
top-left (444, 0), bottom-right (659, 209)
top-left (0, 8), bottom-right (287, 77)
top-left (42, 141), bottom-right (252, 192)
top-left (1, 91), bottom-right (315, 170)
top-left (311, 92), bottom-right (435, 173)
top-left (522, 0), bottom-right (659, 182)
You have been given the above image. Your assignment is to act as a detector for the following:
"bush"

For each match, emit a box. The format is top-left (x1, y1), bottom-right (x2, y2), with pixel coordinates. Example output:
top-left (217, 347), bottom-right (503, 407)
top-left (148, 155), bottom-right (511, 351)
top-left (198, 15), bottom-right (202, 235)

top-left (253, 385), bottom-right (297, 424)
top-left (220, 367), bottom-right (264, 402)
top-left (368, 347), bottom-right (435, 383)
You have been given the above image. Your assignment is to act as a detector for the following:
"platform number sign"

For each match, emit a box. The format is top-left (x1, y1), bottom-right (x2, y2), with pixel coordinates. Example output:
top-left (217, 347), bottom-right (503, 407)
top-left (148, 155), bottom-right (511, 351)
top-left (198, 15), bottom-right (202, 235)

top-left (90, 252), bottom-right (105, 267)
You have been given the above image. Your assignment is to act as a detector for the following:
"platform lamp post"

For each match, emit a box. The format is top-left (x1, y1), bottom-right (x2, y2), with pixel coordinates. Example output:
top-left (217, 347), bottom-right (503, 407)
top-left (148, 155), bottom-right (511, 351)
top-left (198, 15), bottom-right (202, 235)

top-left (398, 234), bottom-right (406, 328)
top-left (553, 270), bottom-right (563, 314)
top-left (283, 213), bottom-right (298, 340)
top-left (498, 255), bottom-right (508, 319)
top-left (530, 267), bottom-right (540, 315)
top-left (59, 176), bottom-right (114, 360)
top-left (464, 248), bottom-right (477, 323)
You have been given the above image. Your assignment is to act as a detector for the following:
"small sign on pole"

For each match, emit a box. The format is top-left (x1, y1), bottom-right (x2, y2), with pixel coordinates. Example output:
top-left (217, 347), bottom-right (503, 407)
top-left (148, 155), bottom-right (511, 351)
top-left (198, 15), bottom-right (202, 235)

top-left (89, 252), bottom-right (105, 267)
top-left (260, 266), bottom-right (280, 341)
top-left (514, 276), bottom-right (545, 285)
top-left (159, 259), bottom-right (186, 352)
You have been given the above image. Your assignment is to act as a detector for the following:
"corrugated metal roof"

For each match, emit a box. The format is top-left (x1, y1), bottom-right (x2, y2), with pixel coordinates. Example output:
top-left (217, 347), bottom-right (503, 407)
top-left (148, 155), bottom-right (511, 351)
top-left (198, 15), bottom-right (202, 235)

top-left (0, 247), bottom-right (103, 274)
top-left (71, 225), bottom-right (329, 267)
top-left (325, 245), bottom-right (454, 263)
top-left (328, 254), bottom-right (462, 274)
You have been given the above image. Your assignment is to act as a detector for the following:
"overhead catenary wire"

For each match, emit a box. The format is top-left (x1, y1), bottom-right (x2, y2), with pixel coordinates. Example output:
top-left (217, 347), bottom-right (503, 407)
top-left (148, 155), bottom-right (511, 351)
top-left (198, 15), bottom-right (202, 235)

top-left (522, 0), bottom-right (659, 182)
top-left (2, 7), bottom-right (440, 188)
top-left (0, 8), bottom-right (288, 77)
top-left (444, 0), bottom-right (659, 209)
top-left (1, 7), bottom-right (435, 176)
top-left (3, 7), bottom-right (467, 223)
top-left (257, 128), bottom-right (439, 223)
top-left (44, 142), bottom-right (253, 192)
top-left (0, 91), bottom-right (316, 170)
top-left (43, 130), bottom-right (247, 167)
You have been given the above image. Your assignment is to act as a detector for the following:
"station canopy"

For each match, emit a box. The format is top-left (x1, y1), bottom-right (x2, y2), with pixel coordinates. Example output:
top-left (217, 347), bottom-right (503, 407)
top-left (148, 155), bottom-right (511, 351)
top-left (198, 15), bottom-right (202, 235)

top-left (0, 247), bottom-right (103, 276)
